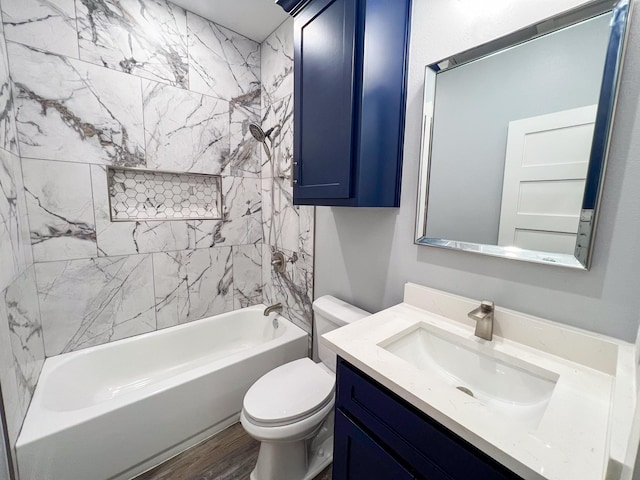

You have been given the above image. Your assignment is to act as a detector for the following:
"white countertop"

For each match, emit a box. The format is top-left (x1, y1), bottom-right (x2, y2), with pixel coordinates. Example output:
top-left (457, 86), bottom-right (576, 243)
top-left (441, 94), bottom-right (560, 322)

top-left (321, 283), bottom-right (638, 480)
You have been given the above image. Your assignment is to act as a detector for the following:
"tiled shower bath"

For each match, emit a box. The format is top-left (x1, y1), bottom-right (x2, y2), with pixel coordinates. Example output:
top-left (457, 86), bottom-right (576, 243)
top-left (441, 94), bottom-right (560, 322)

top-left (0, 0), bottom-right (313, 475)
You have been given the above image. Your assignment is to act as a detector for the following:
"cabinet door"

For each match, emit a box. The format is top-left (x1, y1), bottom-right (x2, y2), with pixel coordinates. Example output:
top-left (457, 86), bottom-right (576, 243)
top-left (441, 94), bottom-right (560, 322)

top-left (333, 410), bottom-right (414, 480)
top-left (293, 0), bottom-right (358, 200)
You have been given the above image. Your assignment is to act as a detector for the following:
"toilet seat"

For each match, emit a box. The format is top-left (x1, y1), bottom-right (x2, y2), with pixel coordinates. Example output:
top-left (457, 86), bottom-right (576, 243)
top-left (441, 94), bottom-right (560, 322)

top-left (243, 358), bottom-right (335, 428)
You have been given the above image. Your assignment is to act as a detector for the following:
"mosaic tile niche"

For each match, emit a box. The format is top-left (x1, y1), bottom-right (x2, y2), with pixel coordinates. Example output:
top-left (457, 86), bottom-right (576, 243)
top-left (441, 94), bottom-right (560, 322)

top-left (108, 167), bottom-right (222, 221)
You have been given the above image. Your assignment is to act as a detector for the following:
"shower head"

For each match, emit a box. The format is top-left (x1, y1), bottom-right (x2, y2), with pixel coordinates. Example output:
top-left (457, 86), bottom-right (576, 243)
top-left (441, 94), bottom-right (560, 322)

top-left (249, 123), bottom-right (275, 143)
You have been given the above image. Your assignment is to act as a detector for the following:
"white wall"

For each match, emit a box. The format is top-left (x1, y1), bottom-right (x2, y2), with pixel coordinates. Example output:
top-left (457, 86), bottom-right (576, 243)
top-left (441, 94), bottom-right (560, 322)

top-left (427, 13), bottom-right (610, 244)
top-left (315, 0), bottom-right (640, 342)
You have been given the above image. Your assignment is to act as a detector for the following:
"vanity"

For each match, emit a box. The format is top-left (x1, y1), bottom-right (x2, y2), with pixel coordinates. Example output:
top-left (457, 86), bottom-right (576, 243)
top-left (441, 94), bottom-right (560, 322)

top-left (334, 359), bottom-right (522, 479)
top-left (322, 283), bottom-right (638, 480)
top-left (313, 0), bottom-right (639, 476)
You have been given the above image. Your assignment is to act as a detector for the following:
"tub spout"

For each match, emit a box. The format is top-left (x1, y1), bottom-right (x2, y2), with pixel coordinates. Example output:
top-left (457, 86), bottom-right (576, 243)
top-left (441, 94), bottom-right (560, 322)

top-left (264, 303), bottom-right (283, 316)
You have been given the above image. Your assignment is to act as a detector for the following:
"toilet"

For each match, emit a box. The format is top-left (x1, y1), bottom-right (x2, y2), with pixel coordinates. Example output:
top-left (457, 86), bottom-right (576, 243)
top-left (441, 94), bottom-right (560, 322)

top-left (240, 296), bottom-right (369, 480)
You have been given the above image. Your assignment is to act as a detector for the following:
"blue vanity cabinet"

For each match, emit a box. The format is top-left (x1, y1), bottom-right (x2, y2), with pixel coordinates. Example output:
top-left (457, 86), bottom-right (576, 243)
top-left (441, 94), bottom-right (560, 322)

top-left (334, 411), bottom-right (414, 479)
top-left (334, 358), bottom-right (525, 480)
top-left (285, 0), bottom-right (411, 207)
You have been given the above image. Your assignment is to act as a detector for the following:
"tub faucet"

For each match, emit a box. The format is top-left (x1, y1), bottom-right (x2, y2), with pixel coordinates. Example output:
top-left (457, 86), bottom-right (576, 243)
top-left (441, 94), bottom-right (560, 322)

top-left (264, 303), bottom-right (283, 316)
top-left (468, 300), bottom-right (494, 341)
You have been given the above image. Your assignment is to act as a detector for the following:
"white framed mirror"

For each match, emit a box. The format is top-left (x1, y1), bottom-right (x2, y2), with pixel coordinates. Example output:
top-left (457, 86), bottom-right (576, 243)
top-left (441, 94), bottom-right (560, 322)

top-left (415, 0), bottom-right (632, 269)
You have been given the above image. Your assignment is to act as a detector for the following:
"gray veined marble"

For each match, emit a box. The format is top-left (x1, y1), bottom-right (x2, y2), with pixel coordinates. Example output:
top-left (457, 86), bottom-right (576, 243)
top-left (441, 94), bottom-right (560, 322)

top-left (233, 244), bottom-right (262, 309)
top-left (0, 289), bottom-right (23, 447)
top-left (76, 0), bottom-right (188, 88)
top-left (36, 254), bottom-right (157, 356)
top-left (0, 150), bottom-right (30, 293)
top-left (187, 12), bottom-right (260, 104)
top-left (288, 251), bottom-right (313, 332)
top-left (153, 247), bottom-right (233, 329)
top-left (91, 165), bottom-right (196, 256)
top-left (261, 18), bottom-right (293, 107)
top-left (2, 0), bottom-right (79, 58)
top-left (262, 245), bottom-right (312, 334)
top-left (194, 176), bottom-right (262, 248)
top-left (8, 42), bottom-right (145, 166)
top-left (0, 21), bottom-right (18, 155)
top-left (22, 158), bottom-right (97, 262)
top-left (4, 267), bottom-right (45, 426)
top-left (262, 175), bottom-right (299, 253)
top-left (0, 150), bottom-right (20, 291)
top-left (299, 205), bottom-right (315, 257)
top-left (228, 94), bottom-right (261, 178)
top-left (260, 93), bottom-right (298, 253)
top-left (143, 80), bottom-right (229, 175)
top-left (261, 94), bottom-right (293, 180)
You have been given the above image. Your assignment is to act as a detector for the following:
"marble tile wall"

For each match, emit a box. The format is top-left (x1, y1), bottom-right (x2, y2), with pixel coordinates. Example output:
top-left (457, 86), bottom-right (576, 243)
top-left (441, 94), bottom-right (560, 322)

top-left (0, 8), bottom-right (44, 476)
top-left (260, 19), bottom-right (315, 335)
top-left (0, 2), bottom-right (315, 473)
top-left (1, 0), bottom-right (268, 357)
top-left (0, 1), bottom-right (313, 474)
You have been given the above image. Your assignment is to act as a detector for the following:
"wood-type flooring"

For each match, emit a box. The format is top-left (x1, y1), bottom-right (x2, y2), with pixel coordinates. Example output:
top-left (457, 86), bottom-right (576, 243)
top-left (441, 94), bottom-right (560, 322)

top-left (134, 422), bottom-right (332, 480)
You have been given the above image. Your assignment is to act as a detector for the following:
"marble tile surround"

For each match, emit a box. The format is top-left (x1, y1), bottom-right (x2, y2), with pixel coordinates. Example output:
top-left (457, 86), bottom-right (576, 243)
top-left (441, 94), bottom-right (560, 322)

top-left (187, 12), bottom-right (261, 106)
top-left (92, 164), bottom-right (197, 257)
top-left (0, 19), bottom-right (17, 154)
top-left (260, 20), bottom-right (314, 334)
top-left (22, 158), bottom-right (97, 262)
top-left (2, 0), bottom-right (78, 59)
top-left (0, 1), bottom-right (311, 354)
top-left (36, 254), bottom-right (157, 356)
top-left (2, 1), bottom-right (272, 358)
top-left (4, 268), bottom-right (44, 429)
top-left (261, 18), bottom-right (293, 107)
top-left (76, 0), bottom-right (189, 88)
top-left (0, 149), bottom-right (30, 293)
top-left (10, 42), bottom-right (146, 166)
top-left (143, 80), bottom-right (230, 174)
top-left (193, 176), bottom-right (262, 248)
top-left (153, 247), bottom-right (235, 329)
top-left (0, 4), bottom-right (313, 472)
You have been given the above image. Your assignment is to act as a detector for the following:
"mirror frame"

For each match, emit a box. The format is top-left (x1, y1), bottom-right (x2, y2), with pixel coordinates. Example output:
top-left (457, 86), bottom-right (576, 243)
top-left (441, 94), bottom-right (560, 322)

top-left (414, 0), bottom-right (632, 270)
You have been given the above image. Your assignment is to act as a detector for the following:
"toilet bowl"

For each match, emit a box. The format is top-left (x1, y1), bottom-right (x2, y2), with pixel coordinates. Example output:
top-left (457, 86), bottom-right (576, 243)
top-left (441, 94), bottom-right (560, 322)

top-left (240, 296), bottom-right (369, 480)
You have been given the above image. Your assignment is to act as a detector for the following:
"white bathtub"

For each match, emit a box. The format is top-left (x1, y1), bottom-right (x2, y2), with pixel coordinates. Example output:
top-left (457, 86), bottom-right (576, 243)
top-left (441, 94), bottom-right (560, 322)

top-left (16, 305), bottom-right (308, 480)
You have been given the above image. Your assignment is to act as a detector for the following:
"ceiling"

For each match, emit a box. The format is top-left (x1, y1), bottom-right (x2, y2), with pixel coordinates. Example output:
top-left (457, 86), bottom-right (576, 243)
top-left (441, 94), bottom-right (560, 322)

top-left (172, 0), bottom-right (290, 42)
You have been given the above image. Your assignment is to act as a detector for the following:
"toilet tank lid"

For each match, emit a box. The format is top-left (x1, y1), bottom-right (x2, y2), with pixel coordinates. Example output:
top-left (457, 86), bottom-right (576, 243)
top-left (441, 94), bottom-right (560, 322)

top-left (312, 295), bottom-right (370, 326)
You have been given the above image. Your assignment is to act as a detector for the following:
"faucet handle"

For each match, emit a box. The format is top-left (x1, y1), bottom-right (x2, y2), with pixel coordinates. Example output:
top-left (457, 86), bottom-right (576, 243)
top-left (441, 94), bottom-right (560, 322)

top-left (480, 300), bottom-right (494, 313)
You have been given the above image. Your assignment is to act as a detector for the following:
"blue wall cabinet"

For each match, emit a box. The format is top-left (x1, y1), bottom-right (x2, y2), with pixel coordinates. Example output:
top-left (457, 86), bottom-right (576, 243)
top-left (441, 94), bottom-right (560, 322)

top-left (282, 0), bottom-right (411, 207)
top-left (334, 359), bottom-right (525, 480)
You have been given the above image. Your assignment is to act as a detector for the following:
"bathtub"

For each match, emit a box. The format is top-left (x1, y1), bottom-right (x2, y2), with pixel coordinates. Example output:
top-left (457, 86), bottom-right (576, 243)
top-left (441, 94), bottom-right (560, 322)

top-left (16, 305), bottom-right (308, 480)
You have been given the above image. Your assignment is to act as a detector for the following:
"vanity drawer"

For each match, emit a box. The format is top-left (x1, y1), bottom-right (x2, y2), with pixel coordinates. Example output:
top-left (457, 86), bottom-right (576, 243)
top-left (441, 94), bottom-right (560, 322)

top-left (336, 358), bottom-right (523, 480)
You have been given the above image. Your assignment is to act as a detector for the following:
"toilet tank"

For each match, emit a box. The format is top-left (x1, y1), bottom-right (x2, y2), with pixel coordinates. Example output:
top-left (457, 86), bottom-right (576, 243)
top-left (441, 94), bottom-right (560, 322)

top-left (313, 296), bottom-right (370, 372)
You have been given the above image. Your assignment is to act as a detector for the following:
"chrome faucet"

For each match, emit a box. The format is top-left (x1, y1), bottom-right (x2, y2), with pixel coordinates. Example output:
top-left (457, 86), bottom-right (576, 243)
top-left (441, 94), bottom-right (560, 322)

top-left (263, 303), bottom-right (283, 316)
top-left (468, 300), bottom-right (494, 341)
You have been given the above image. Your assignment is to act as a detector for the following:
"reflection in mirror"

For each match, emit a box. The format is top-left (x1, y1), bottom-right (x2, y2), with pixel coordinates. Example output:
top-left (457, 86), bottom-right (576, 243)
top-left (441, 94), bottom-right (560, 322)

top-left (415, 0), bottom-right (631, 269)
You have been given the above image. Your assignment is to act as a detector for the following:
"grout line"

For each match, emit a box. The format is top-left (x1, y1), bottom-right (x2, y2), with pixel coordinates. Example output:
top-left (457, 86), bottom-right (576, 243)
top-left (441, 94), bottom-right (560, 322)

top-left (28, 239), bottom-right (258, 265)
top-left (73, 0), bottom-right (80, 60)
top-left (150, 251), bottom-right (158, 331)
top-left (139, 77), bottom-right (148, 166)
top-left (87, 163), bottom-right (99, 259)
top-left (185, 8), bottom-right (191, 91)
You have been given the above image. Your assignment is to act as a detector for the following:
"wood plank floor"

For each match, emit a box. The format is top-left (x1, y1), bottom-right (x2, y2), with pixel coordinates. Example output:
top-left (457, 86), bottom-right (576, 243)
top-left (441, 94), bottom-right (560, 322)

top-left (134, 423), bottom-right (332, 480)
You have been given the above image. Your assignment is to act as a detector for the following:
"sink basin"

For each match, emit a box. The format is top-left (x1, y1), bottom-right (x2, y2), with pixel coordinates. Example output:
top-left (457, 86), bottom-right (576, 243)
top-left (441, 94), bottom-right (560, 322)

top-left (380, 325), bottom-right (559, 426)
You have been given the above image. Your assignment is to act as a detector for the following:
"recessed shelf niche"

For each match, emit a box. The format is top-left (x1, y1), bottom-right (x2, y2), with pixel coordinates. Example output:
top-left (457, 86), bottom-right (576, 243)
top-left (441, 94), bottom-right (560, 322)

top-left (107, 167), bottom-right (222, 222)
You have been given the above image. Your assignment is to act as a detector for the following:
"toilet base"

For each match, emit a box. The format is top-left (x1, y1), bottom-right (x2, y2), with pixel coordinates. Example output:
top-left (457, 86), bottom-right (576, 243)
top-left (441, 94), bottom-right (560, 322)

top-left (249, 418), bottom-right (334, 480)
